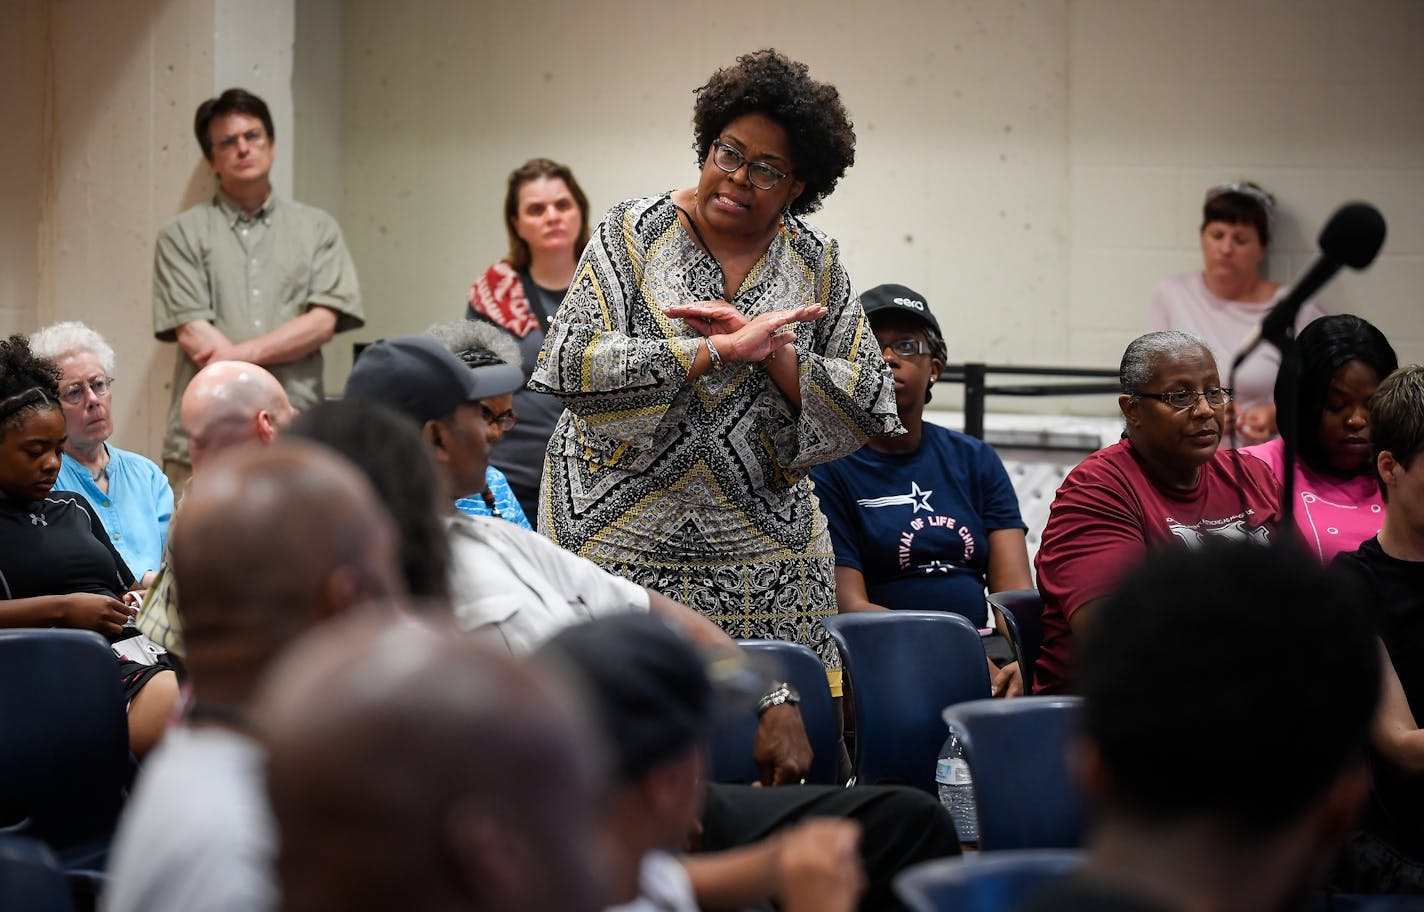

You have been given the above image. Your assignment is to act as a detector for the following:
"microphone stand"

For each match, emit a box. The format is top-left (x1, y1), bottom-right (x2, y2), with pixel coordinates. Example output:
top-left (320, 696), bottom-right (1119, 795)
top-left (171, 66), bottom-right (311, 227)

top-left (1270, 327), bottom-right (1302, 538)
top-left (1229, 318), bottom-right (1301, 547)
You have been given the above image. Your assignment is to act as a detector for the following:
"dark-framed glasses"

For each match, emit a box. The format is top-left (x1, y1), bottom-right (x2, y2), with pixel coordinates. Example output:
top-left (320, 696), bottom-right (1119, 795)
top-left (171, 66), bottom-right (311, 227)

top-left (881, 338), bottom-right (930, 358)
top-left (60, 376), bottom-right (114, 406)
top-left (1134, 387), bottom-right (1233, 410)
top-left (481, 405), bottom-right (518, 432)
top-left (709, 140), bottom-right (792, 191)
top-left (216, 128), bottom-right (267, 152)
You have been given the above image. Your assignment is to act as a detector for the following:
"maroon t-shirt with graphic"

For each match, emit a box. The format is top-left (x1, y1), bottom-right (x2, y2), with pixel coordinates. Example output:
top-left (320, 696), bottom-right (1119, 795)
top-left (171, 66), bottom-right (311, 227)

top-left (1033, 439), bottom-right (1283, 694)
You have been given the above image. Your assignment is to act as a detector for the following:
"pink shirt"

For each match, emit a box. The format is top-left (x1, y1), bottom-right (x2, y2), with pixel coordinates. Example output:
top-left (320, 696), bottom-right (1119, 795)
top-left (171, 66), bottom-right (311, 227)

top-left (1148, 273), bottom-right (1325, 413)
top-left (1243, 438), bottom-right (1384, 563)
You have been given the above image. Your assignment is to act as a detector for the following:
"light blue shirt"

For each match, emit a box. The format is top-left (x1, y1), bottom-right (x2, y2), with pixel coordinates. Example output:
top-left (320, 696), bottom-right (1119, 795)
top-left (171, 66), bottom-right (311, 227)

top-left (55, 443), bottom-right (174, 579)
top-left (454, 466), bottom-right (532, 531)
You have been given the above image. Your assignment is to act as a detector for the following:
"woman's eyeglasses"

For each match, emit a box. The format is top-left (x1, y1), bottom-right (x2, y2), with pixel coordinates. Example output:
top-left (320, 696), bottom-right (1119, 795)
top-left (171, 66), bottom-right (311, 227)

top-left (709, 140), bottom-right (792, 191)
top-left (60, 376), bottom-right (114, 406)
top-left (1133, 387), bottom-right (1233, 410)
top-left (881, 339), bottom-right (930, 358)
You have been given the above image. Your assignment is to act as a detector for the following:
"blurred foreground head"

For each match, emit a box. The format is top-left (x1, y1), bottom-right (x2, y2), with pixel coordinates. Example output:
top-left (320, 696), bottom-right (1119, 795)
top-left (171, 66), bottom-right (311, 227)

top-left (172, 440), bottom-right (403, 707)
top-left (258, 614), bottom-right (610, 912)
top-left (1074, 542), bottom-right (1379, 907)
top-left (1081, 542), bottom-right (1377, 836)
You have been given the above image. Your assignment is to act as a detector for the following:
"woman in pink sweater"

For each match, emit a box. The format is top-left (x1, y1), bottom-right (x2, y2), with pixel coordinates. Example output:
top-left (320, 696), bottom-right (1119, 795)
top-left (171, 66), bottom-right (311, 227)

top-left (1244, 314), bottom-right (1398, 562)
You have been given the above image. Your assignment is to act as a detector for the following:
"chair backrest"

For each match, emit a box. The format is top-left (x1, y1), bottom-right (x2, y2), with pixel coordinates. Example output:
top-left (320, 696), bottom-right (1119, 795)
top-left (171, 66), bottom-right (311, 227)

top-left (822, 611), bottom-right (990, 794)
top-left (894, 848), bottom-right (1086, 912)
top-left (0, 834), bottom-right (78, 912)
top-left (0, 629), bottom-right (131, 850)
top-left (942, 696), bottom-right (1087, 851)
top-left (988, 601), bottom-right (1026, 687)
top-left (706, 639), bottom-right (840, 785)
top-left (986, 589), bottom-right (1044, 692)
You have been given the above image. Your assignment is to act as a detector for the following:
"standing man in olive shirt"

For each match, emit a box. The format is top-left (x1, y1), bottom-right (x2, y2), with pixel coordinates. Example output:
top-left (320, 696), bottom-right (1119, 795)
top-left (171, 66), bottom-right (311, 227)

top-left (153, 88), bottom-right (363, 490)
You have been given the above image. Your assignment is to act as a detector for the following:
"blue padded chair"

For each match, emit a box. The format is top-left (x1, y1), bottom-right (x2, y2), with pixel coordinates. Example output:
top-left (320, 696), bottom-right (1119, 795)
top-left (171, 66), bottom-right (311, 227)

top-left (894, 848), bottom-right (1086, 912)
top-left (986, 589), bottom-right (1044, 693)
top-left (942, 696), bottom-right (1086, 851)
top-left (822, 611), bottom-right (990, 794)
top-left (707, 639), bottom-right (840, 785)
top-left (0, 629), bottom-right (131, 868)
top-left (0, 835), bottom-right (78, 911)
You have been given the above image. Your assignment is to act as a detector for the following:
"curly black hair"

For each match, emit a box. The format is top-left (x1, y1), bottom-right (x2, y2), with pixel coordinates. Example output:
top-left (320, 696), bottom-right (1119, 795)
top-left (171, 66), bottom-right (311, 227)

top-left (692, 49), bottom-right (855, 216)
top-left (0, 334), bottom-right (62, 437)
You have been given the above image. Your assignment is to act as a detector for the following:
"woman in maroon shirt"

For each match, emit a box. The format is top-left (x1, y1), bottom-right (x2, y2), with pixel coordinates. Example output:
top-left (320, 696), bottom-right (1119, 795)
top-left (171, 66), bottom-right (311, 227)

top-left (1033, 330), bottom-right (1284, 694)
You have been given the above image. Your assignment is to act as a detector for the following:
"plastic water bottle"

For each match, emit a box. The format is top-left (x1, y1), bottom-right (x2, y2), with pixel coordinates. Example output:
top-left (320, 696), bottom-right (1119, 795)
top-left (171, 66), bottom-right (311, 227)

top-left (936, 728), bottom-right (978, 843)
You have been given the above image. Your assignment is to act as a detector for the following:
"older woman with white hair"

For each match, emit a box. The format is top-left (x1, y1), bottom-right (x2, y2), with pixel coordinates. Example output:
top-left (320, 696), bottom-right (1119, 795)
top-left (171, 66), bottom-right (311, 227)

top-left (29, 321), bottom-right (173, 584)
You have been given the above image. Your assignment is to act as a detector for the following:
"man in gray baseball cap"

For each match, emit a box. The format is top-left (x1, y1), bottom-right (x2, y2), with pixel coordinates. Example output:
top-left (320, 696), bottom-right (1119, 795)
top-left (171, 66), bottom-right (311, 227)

top-left (345, 334), bottom-right (523, 502)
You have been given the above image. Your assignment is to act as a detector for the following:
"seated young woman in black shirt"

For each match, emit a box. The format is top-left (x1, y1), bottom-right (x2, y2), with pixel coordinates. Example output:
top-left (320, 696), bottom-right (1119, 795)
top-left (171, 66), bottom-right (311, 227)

top-left (0, 335), bottom-right (178, 756)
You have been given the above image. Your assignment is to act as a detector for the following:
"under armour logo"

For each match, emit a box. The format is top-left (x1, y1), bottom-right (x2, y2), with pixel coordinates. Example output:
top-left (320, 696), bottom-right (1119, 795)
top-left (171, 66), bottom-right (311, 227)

top-left (857, 482), bottom-right (934, 514)
top-left (29, 513), bottom-right (47, 527)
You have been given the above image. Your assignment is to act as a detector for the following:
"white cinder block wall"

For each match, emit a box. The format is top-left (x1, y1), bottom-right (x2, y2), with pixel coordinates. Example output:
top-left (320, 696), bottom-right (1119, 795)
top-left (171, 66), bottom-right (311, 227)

top-left (1067, 0), bottom-right (1424, 377)
top-left (4, 0), bottom-right (1421, 457)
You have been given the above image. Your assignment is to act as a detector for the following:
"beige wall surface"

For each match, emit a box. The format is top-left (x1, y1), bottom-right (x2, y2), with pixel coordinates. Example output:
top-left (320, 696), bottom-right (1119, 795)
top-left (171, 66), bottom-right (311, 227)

top-left (335, 0), bottom-right (1074, 405)
top-left (0, 0), bottom-right (47, 339)
top-left (338, 0), bottom-right (1423, 417)
top-left (4, 0), bottom-right (310, 456)
top-left (6, 0), bottom-right (218, 454)
top-left (1067, 0), bottom-right (1424, 375)
top-left (8, 0), bottom-right (1423, 454)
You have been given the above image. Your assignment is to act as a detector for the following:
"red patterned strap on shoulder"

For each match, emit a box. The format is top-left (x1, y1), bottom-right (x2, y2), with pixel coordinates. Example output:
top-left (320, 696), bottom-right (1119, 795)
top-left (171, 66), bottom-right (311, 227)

top-left (467, 261), bottom-right (539, 338)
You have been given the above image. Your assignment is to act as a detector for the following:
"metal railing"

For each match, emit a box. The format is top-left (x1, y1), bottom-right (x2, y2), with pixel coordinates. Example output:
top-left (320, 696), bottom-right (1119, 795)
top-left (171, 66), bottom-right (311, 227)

top-left (938, 364), bottom-right (1119, 440)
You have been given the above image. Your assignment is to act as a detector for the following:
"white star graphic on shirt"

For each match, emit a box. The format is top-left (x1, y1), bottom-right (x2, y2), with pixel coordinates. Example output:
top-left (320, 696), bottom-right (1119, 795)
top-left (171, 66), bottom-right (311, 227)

top-left (856, 481), bottom-right (935, 514)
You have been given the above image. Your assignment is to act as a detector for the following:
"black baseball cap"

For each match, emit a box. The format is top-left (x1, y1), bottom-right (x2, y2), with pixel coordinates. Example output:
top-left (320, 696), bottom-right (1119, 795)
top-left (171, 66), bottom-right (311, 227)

top-left (344, 334), bottom-right (523, 425)
top-left (535, 614), bottom-right (770, 782)
top-left (858, 283), bottom-right (943, 338)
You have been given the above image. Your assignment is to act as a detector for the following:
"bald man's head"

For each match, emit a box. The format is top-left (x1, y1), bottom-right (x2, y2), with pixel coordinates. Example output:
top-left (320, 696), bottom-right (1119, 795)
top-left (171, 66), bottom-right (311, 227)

top-left (172, 440), bottom-right (403, 707)
top-left (180, 361), bottom-right (295, 472)
top-left (258, 615), bottom-right (610, 912)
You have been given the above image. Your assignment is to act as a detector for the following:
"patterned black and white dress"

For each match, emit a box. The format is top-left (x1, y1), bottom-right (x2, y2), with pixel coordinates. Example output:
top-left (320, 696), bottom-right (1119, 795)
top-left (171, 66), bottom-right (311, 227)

top-left (531, 195), bottom-right (900, 668)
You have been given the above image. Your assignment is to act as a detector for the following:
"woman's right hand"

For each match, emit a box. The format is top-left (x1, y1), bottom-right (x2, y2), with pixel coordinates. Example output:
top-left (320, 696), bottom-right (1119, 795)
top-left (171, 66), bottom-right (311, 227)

top-left (61, 592), bottom-right (136, 637)
top-left (665, 301), bottom-right (828, 363)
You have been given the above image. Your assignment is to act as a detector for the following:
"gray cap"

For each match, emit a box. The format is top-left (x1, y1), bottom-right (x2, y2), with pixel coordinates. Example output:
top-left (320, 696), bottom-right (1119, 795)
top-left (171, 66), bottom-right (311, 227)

top-left (345, 334), bottom-right (524, 425)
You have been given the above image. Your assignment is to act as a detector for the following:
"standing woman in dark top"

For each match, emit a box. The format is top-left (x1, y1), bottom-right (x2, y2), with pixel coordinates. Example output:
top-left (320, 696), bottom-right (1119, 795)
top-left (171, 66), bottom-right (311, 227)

top-left (0, 335), bottom-right (178, 756)
top-left (465, 158), bottom-right (591, 519)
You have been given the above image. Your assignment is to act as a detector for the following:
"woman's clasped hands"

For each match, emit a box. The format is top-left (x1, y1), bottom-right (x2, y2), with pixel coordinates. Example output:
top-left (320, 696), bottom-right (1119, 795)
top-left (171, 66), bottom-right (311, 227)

top-left (664, 300), bottom-right (829, 364)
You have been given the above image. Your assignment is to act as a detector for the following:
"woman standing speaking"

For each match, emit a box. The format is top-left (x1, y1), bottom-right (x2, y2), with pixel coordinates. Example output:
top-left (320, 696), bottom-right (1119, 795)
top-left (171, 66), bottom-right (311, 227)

top-left (532, 50), bottom-right (899, 671)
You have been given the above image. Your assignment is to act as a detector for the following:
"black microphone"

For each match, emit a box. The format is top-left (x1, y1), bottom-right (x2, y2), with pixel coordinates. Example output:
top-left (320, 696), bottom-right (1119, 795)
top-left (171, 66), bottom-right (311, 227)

top-left (1233, 202), bottom-right (1387, 366)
